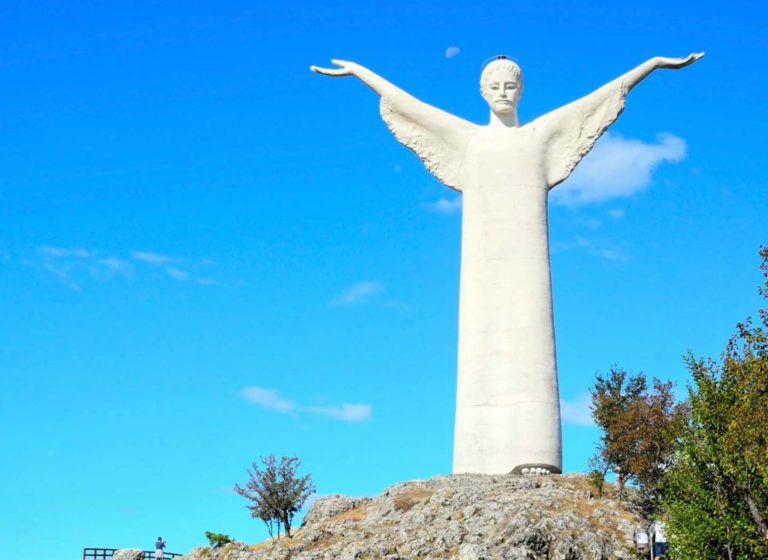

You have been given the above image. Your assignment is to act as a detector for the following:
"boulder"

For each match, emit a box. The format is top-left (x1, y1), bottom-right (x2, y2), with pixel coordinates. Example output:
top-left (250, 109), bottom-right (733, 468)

top-left (113, 550), bottom-right (143, 560)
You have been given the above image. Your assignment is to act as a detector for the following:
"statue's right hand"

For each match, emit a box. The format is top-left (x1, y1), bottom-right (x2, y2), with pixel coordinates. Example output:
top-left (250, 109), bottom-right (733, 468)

top-left (310, 59), bottom-right (357, 77)
top-left (656, 52), bottom-right (705, 69)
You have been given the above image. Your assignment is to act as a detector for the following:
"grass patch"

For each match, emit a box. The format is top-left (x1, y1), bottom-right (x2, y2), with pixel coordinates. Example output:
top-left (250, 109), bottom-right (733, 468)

top-left (393, 488), bottom-right (434, 513)
top-left (329, 504), bottom-right (369, 522)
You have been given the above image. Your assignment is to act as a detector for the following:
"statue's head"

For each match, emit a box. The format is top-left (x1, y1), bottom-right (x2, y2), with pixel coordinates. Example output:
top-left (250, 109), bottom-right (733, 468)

top-left (480, 56), bottom-right (523, 115)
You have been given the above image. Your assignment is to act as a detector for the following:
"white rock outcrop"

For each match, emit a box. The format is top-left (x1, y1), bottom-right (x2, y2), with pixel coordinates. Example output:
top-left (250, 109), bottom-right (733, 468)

top-left (179, 474), bottom-right (648, 560)
top-left (113, 550), bottom-right (144, 560)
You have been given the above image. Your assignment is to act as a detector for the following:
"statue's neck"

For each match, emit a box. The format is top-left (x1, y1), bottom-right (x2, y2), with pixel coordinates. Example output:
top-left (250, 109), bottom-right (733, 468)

top-left (489, 111), bottom-right (519, 128)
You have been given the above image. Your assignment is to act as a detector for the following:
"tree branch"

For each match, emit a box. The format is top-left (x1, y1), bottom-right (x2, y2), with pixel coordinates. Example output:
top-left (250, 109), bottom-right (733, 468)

top-left (744, 489), bottom-right (768, 541)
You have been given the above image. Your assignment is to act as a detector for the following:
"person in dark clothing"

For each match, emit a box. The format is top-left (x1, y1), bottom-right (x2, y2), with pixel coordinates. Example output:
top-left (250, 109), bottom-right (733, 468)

top-left (155, 537), bottom-right (166, 560)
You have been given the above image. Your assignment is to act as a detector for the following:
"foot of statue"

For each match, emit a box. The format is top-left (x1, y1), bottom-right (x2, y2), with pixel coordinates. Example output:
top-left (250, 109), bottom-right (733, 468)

top-left (521, 467), bottom-right (551, 475)
top-left (511, 464), bottom-right (561, 476)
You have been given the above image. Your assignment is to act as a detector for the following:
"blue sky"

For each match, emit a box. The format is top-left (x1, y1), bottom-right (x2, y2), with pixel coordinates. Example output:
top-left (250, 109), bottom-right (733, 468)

top-left (1, 1), bottom-right (766, 558)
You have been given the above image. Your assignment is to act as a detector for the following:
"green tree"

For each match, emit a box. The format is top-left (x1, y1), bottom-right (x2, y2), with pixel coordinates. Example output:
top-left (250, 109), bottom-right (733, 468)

top-left (590, 366), bottom-right (688, 506)
top-left (234, 454), bottom-right (315, 539)
top-left (664, 247), bottom-right (768, 559)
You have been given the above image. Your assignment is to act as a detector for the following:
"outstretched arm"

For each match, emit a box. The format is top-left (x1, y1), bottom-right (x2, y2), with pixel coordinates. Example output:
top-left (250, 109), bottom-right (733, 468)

top-left (533, 53), bottom-right (704, 188)
top-left (310, 59), bottom-right (477, 192)
top-left (311, 59), bottom-right (399, 98)
top-left (615, 52), bottom-right (704, 92)
top-left (310, 59), bottom-right (469, 134)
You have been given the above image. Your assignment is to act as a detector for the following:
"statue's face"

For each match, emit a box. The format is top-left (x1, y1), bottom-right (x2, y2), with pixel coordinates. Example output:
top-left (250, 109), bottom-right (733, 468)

top-left (480, 63), bottom-right (522, 115)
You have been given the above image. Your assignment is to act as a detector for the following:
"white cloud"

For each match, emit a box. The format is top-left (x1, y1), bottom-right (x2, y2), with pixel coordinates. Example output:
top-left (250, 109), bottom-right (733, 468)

top-left (97, 257), bottom-right (134, 277)
top-left (384, 299), bottom-right (412, 313)
top-left (165, 267), bottom-right (190, 281)
top-left (304, 403), bottom-right (372, 423)
top-left (39, 246), bottom-right (93, 259)
top-left (133, 251), bottom-right (218, 284)
top-left (552, 236), bottom-right (629, 261)
top-left (552, 132), bottom-right (686, 206)
top-left (241, 387), bottom-right (372, 423)
top-left (560, 393), bottom-right (594, 426)
top-left (552, 236), bottom-right (592, 252)
top-left (574, 217), bottom-right (602, 230)
top-left (39, 261), bottom-right (81, 291)
top-left (423, 196), bottom-right (462, 215)
top-left (132, 250), bottom-right (220, 284)
top-left (240, 387), bottom-right (296, 413)
top-left (32, 246), bottom-right (218, 288)
top-left (35, 246), bottom-right (130, 290)
top-left (332, 281), bottom-right (384, 305)
top-left (595, 245), bottom-right (629, 261)
top-left (130, 250), bottom-right (176, 265)
top-left (445, 46), bottom-right (461, 59)
top-left (608, 207), bottom-right (625, 220)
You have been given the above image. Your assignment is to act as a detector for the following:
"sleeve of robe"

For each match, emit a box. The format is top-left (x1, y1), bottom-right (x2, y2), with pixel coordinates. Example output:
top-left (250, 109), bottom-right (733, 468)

top-left (380, 91), bottom-right (478, 192)
top-left (528, 78), bottom-right (629, 189)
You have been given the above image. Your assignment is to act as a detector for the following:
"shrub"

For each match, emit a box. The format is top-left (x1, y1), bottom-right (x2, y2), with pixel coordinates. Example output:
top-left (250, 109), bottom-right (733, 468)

top-left (204, 531), bottom-right (232, 548)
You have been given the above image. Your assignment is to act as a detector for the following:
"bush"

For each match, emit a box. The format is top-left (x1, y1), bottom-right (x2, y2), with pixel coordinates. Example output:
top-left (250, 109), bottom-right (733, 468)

top-left (587, 466), bottom-right (607, 499)
top-left (204, 531), bottom-right (232, 548)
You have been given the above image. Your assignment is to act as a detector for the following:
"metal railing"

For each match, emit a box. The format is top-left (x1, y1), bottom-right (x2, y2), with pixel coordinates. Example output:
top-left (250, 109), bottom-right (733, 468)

top-left (83, 548), bottom-right (183, 560)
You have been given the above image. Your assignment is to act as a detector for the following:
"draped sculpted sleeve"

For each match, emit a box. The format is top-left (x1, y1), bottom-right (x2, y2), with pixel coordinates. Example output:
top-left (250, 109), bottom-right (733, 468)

top-left (380, 91), bottom-right (478, 192)
top-left (528, 78), bottom-right (629, 189)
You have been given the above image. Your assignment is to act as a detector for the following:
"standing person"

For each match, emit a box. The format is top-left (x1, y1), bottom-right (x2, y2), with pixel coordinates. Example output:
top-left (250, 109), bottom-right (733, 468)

top-left (155, 537), bottom-right (166, 560)
top-left (650, 520), bottom-right (668, 558)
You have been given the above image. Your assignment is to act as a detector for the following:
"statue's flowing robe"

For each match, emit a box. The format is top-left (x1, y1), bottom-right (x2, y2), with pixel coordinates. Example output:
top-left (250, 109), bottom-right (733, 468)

top-left (380, 79), bottom-right (628, 474)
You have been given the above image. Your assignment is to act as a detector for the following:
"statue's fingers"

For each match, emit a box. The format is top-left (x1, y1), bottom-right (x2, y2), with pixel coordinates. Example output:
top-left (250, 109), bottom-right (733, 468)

top-left (310, 65), bottom-right (338, 75)
top-left (681, 53), bottom-right (704, 67)
top-left (670, 55), bottom-right (692, 68)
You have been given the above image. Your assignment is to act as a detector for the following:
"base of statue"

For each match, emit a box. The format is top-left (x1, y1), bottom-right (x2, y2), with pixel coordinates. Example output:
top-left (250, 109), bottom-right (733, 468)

top-left (511, 463), bottom-right (562, 475)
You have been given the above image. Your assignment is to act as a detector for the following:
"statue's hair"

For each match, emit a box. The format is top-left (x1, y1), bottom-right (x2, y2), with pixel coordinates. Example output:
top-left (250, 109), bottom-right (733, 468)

top-left (480, 56), bottom-right (523, 89)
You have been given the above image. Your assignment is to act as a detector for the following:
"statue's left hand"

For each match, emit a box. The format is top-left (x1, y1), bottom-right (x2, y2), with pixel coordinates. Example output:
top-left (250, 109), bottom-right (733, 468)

top-left (656, 52), bottom-right (705, 69)
top-left (310, 59), bottom-right (358, 77)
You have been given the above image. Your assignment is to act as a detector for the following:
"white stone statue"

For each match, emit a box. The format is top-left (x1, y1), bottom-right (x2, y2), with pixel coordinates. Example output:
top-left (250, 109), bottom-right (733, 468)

top-left (311, 53), bottom-right (703, 475)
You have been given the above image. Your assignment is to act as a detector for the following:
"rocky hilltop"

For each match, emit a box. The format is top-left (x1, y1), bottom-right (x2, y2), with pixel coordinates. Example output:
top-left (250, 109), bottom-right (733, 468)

top-left (183, 474), bottom-right (648, 560)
